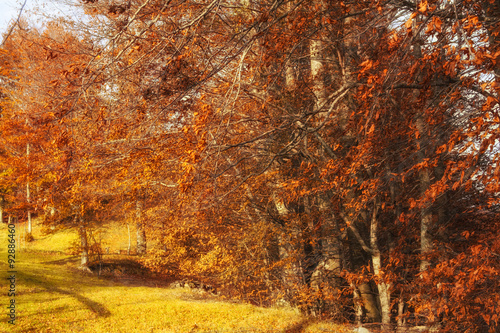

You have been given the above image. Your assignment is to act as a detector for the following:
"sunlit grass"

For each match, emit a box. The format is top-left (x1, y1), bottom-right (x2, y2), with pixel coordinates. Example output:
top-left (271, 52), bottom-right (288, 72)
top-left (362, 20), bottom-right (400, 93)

top-left (0, 224), bottom-right (352, 332)
top-left (23, 220), bottom-right (130, 254)
top-left (27, 227), bottom-right (78, 253)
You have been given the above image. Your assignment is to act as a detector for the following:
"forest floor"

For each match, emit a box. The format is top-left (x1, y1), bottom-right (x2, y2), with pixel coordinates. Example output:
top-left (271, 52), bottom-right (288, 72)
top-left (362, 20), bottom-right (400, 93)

top-left (0, 223), bottom-right (354, 333)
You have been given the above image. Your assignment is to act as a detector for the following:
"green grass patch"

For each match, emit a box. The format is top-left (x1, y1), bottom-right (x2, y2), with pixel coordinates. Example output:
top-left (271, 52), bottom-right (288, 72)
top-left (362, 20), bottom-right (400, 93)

top-left (0, 223), bottom-right (351, 332)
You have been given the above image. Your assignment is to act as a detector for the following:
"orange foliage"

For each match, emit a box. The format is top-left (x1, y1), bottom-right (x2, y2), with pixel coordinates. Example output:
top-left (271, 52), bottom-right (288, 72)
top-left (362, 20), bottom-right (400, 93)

top-left (1, 0), bottom-right (499, 331)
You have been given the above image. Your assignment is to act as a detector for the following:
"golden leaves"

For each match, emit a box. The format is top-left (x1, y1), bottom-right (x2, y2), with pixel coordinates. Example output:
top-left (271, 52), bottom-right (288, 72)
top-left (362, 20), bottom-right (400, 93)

top-left (404, 12), bottom-right (417, 30)
top-left (359, 59), bottom-right (374, 73)
top-left (418, 1), bottom-right (428, 13)
top-left (367, 123), bottom-right (375, 134)
top-left (426, 16), bottom-right (442, 34)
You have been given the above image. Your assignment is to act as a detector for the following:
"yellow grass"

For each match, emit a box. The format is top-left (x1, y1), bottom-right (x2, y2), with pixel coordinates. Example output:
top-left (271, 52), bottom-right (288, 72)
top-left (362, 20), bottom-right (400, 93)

top-left (22, 220), bottom-right (134, 254)
top-left (0, 223), bottom-right (352, 332)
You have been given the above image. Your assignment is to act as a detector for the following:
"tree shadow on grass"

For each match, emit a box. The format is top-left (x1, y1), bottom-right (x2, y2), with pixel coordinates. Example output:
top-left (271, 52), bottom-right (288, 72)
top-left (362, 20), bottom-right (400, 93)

top-left (44, 255), bottom-right (80, 266)
top-left (18, 271), bottom-right (111, 317)
top-left (283, 318), bottom-right (316, 333)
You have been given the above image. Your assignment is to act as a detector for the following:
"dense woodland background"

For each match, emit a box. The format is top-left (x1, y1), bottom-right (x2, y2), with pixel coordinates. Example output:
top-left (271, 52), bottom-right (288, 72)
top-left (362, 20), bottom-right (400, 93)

top-left (1, 0), bottom-right (499, 332)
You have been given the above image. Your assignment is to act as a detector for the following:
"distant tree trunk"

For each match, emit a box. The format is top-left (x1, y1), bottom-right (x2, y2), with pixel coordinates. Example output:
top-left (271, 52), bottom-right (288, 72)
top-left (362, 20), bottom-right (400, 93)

top-left (27, 182), bottom-right (32, 234)
top-left (127, 223), bottom-right (131, 255)
top-left (79, 222), bottom-right (89, 267)
top-left (136, 200), bottom-right (147, 254)
top-left (0, 196), bottom-right (3, 224)
top-left (398, 296), bottom-right (406, 329)
top-left (26, 143), bottom-right (32, 235)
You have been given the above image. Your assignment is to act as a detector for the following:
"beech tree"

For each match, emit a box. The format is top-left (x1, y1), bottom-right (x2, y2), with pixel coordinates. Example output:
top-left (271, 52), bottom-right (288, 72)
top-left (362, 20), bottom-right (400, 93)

top-left (72, 0), bottom-right (500, 330)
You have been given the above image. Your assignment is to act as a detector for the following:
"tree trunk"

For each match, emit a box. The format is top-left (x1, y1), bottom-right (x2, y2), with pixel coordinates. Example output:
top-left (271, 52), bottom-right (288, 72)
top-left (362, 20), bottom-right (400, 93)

top-left (310, 37), bottom-right (327, 108)
top-left (27, 187), bottom-right (32, 234)
top-left (410, 13), bottom-right (433, 275)
top-left (309, 194), bottom-right (343, 317)
top-left (370, 201), bottom-right (391, 328)
top-left (285, 0), bottom-right (296, 90)
top-left (351, 282), bottom-right (363, 324)
top-left (415, 116), bottom-right (432, 273)
top-left (79, 223), bottom-right (89, 267)
top-left (127, 223), bottom-right (131, 255)
top-left (136, 200), bottom-right (147, 255)
top-left (26, 143), bottom-right (32, 235)
top-left (0, 196), bottom-right (3, 224)
top-left (359, 282), bottom-right (382, 323)
top-left (398, 296), bottom-right (406, 329)
top-left (308, 6), bottom-right (364, 319)
top-left (271, 192), bottom-right (303, 301)
top-left (307, 6), bottom-right (345, 316)
top-left (483, 0), bottom-right (500, 77)
top-left (346, 222), bottom-right (382, 323)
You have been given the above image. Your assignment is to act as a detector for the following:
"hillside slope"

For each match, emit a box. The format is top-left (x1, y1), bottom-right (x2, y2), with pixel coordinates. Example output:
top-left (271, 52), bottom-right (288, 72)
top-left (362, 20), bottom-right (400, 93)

top-left (0, 223), bottom-right (353, 333)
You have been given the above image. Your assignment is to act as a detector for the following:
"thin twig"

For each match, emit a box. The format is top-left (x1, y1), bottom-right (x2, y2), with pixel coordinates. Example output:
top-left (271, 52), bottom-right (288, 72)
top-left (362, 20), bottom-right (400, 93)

top-left (0, 0), bottom-right (27, 48)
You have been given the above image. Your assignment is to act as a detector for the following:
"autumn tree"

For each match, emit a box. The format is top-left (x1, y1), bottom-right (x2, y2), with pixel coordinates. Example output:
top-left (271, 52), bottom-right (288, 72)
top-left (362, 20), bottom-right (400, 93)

top-left (68, 1), bottom-right (500, 330)
top-left (2, 0), bottom-right (498, 331)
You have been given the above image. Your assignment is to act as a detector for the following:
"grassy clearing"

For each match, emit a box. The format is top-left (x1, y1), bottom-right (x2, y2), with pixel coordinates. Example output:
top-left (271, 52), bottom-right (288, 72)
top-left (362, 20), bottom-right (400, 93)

top-left (24, 221), bottom-right (132, 254)
top-left (0, 223), bottom-right (352, 333)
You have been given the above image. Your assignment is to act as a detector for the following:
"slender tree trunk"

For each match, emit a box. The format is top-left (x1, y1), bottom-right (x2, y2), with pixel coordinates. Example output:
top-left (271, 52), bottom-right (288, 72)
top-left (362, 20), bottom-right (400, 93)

top-left (415, 116), bottom-right (432, 273)
top-left (285, 59), bottom-right (296, 88)
top-left (398, 296), bottom-right (406, 329)
top-left (136, 200), bottom-right (147, 254)
top-left (410, 14), bottom-right (433, 275)
top-left (272, 192), bottom-right (302, 301)
top-left (308, 8), bottom-right (346, 316)
top-left (346, 220), bottom-right (382, 322)
top-left (373, 257), bottom-right (391, 328)
top-left (26, 143), bottom-right (32, 235)
top-left (415, 115), bottom-right (436, 329)
top-left (309, 194), bottom-right (343, 317)
top-left (370, 201), bottom-right (391, 328)
top-left (310, 38), bottom-right (327, 108)
top-left (351, 282), bottom-right (363, 325)
top-left (0, 196), bottom-right (3, 224)
top-left (79, 222), bottom-right (89, 267)
top-left (27, 183), bottom-right (31, 234)
top-left (284, 2), bottom-right (296, 89)
top-left (277, 230), bottom-right (303, 302)
top-left (127, 223), bottom-right (131, 255)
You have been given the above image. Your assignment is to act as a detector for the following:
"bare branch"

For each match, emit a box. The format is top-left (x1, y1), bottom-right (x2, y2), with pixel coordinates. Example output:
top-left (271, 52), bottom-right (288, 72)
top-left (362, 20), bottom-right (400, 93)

top-left (0, 0), bottom-right (27, 48)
